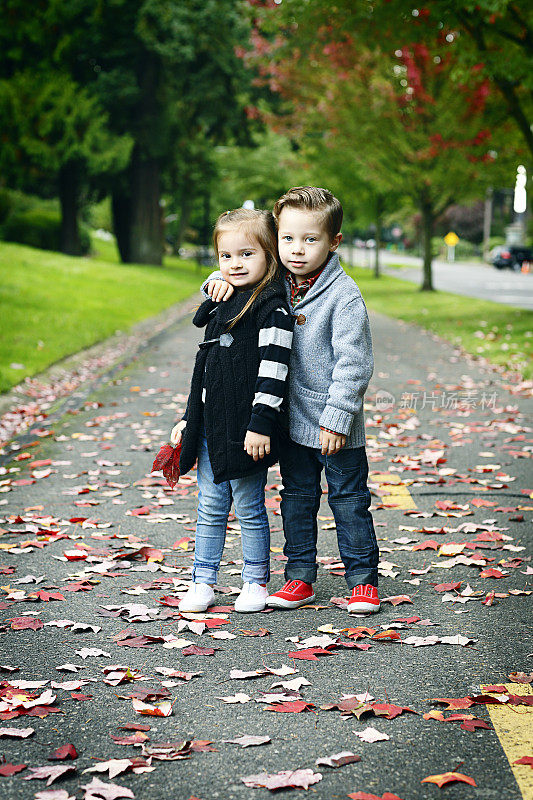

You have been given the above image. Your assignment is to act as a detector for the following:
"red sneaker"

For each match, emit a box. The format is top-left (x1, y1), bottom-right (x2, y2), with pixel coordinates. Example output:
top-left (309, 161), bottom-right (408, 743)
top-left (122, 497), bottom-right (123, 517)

top-left (266, 580), bottom-right (315, 609)
top-left (347, 584), bottom-right (380, 613)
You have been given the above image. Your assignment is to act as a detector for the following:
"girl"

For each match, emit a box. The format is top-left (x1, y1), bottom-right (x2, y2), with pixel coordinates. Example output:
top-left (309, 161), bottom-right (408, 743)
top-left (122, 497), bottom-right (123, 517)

top-left (170, 209), bottom-right (293, 613)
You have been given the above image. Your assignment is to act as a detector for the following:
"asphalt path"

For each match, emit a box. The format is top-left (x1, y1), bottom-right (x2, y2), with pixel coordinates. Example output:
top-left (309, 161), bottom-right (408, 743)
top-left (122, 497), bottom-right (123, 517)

top-left (0, 300), bottom-right (531, 800)
top-left (340, 246), bottom-right (533, 310)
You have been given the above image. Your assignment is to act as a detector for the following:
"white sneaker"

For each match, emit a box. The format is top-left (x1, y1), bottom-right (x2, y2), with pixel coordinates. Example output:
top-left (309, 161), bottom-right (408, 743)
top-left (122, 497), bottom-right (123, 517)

top-left (179, 582), bottom-right (215, 613)
top-left (234, 582), bottom-right (269, 613)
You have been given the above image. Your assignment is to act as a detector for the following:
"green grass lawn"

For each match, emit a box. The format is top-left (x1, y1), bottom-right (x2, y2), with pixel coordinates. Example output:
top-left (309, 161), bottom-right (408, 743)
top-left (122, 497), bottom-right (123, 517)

top-left (347, 265), bottom-right (532, 380)
top-left (0, 238), bottom-right (530, 396)
top-left (0, 238), bottom-right (210, 393)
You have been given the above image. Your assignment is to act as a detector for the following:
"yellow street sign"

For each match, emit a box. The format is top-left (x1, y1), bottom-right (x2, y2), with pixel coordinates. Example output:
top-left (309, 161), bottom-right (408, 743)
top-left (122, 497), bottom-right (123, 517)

top-left (444, 231), bottom-right (459, 247)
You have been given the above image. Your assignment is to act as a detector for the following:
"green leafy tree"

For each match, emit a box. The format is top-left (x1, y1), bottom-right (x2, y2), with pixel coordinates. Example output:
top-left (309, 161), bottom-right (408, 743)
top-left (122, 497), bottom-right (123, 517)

top-left (0, 1), bottom-right (132, 255)
top-left (368, 1), bottom-right (533, 159)
top-left (249, 2), bottom-right (523, 289)
top-left (81, 0), bottom-right (256, 264)
top-left (0, 70), bottom-right (131, 255)
top-left (0, 0), bottom-right (256, 264)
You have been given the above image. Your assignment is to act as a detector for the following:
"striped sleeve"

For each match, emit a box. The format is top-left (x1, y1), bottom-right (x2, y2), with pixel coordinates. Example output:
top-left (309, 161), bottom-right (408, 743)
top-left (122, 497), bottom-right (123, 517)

top-left (247, 305), bottom-right (293, 436)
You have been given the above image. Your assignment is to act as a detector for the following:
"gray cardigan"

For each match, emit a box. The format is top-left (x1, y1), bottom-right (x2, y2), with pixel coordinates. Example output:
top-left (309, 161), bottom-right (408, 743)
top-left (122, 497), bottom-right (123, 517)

top-left (202, 252), bottom-right (373, 449)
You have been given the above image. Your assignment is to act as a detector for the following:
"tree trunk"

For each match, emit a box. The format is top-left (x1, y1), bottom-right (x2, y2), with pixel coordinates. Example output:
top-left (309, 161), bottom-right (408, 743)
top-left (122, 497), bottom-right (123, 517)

top-left (112, 190), bottom-right (132, 263)
top-left (374, 194), bottom-right (383, 278)
top-left (173, 192), bottom-right (193, 254)
top-left (58, 161), bottom-right (82, 256)
top-left (420, 197), bottom-right (435, 291)
top-left (482, 186), bottom-right (493, 262)
top-left (128, 147), bottom-right (162, 265)
top-left (111, 148), bottom-right (162, 265)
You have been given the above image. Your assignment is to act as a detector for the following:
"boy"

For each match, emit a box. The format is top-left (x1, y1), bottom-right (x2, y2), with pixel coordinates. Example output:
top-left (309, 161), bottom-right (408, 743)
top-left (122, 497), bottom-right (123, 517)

top-left (205, 187), bottom-right (379, 613)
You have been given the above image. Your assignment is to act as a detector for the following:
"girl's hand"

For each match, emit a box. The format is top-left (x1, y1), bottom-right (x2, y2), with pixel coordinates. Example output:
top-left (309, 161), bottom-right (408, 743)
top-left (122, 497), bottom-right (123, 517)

top-left (244, 431), bottom-right (271, 461)
top-left (206, 279), bottom-right (234, 302)
top-left (170, 420), bottom-right (187, 445)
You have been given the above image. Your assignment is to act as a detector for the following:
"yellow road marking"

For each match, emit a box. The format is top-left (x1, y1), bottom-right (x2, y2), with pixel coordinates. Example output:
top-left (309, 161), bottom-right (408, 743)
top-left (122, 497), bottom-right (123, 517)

top-left (370, 472), bottom-right (417, 510)
top-left (482, 683), bottom-right (533, 799)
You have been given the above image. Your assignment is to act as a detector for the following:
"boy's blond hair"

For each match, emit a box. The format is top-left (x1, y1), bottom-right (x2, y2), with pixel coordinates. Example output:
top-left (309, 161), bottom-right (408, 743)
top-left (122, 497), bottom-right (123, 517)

top-left (273, 186), bottom-right (343, 241)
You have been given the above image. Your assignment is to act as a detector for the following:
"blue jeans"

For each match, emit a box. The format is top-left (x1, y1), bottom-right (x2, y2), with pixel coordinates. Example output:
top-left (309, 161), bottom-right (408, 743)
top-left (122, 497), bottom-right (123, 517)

top-left (279, 434), bottom-right (379, 589)
top-left (192, 432), bottom-right (270, 585)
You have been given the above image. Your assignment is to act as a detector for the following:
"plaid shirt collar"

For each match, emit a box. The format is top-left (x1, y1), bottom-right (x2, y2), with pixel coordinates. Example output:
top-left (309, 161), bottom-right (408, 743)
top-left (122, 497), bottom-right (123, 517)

top-left (285, 265), bottom-right (325, 308)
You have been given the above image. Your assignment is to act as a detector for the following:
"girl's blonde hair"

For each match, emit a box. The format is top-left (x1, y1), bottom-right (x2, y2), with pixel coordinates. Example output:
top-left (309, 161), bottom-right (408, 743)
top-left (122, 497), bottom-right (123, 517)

top-left (213, 208), bottom-right (280, 330)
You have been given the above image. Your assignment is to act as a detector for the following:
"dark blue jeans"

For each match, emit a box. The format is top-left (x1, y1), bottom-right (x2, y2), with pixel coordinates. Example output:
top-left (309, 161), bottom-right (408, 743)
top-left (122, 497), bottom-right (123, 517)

top-left (279, 433), bottom-right (379, 589)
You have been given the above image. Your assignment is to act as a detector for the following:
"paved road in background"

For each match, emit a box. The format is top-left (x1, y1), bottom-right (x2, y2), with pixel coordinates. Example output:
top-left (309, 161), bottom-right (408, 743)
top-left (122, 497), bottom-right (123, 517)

top-left (340, 246), bottom-right (533, 310)
top-left (0, 300), bottom-right (531, 800)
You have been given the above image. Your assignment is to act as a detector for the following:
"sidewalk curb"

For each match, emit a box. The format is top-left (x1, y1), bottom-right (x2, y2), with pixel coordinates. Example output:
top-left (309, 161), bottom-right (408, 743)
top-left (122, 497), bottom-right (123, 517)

top-left (0, 294), bottom-right (200, 463)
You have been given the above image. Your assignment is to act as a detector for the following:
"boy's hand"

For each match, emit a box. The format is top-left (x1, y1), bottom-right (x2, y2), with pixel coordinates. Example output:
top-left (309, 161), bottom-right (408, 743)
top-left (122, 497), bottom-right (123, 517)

top-left (206, 279), bottom-right (234, 303)
top-left (170, 420), bottom-right (187, 446)
top-left (319, 428), bottom-right (346, 455)
top-left (244, 431), bottom-right (271, 461)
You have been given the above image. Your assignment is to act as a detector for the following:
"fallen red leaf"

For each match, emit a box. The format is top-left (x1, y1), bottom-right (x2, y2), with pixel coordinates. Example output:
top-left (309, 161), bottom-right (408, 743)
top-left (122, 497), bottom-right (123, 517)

top-left (370, 703), bottom-right (416, 719)
top-left (48, 744), bottom-right (78, 760)
top-left (479, 568), bottom-right (506, 578)
top-left (10, 617), bottom-right (43, 631)
top-left (432, 582), bottom-right (462, 592)
top-left (371, 630), bottom-right (401, 641)
top-left (242, 768), bottom-right (321, 790)
top-left (509, 672), bottom-right (533, 684)
top-left (119, 723), bottom-right (151, 731)
top-left (287, 647), bottom-right (332, 660)
top-left (422, 771), bottom-right (476, 787)
top-left (348, 793), bottom-right (405, 800)
top-left (181, 645), bottom-right (217, 656)
top-left (460, 719), bottom-right (490, 731)
top-left (431, 697), bottom-right (475, 710)
top-left (0, 762), bottom-right (27, 776)
top-left (513, 756), bottom-right (533, 766)
top-left (412, 540), bottom-right (439, 551)
top-left (110, 732), bottom-right (150, 745)
top-left (381, 595), bottom-right (413, 606)
top-left (265, 701), bottom-right (315, 713)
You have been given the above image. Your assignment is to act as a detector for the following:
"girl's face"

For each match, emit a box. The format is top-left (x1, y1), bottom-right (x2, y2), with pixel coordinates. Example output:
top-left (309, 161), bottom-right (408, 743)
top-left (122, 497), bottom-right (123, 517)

top-left (217, 228), bottom-right (268, 289)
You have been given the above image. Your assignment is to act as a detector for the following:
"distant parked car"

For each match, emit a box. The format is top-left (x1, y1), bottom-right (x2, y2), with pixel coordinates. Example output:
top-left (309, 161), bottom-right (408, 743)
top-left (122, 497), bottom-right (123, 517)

top-left (491, 245), bottom-right (531, 271)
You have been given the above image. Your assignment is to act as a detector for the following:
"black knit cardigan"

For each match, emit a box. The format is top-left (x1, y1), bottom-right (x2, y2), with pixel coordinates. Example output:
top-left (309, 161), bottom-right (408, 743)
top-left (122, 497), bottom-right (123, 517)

top-left (179, 280), bottom-right (291, 484)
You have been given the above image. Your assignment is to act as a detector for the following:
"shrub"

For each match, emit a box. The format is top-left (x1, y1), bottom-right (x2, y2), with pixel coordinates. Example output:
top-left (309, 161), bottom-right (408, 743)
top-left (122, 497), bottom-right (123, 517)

top-left (2, 207), bottom-right (90, 254)
top-left (0, 187), bottom-right (41, 225)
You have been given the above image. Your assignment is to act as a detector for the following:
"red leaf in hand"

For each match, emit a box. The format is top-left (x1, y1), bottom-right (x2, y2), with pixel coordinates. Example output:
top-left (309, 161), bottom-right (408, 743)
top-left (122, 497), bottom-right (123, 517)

top-left (162, 443), bottom-right (182, 488)
top-left (152, 444), bottom-right (174, 473)
top-left (48, 744), bottom-right (78, 760)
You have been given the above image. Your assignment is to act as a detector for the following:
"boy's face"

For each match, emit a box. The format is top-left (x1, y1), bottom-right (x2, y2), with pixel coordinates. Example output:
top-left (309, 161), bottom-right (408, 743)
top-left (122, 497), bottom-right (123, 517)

top-left (277, 207), bottom-right (342, 284)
